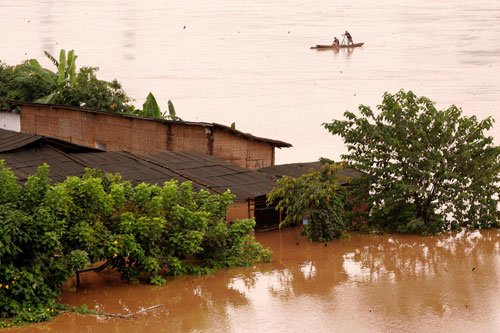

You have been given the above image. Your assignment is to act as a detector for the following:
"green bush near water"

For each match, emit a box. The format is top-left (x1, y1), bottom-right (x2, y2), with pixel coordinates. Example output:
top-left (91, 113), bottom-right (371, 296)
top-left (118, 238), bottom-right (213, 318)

top-left (267, 162), bottom-right (349, 242)
top-left (0, 162), bottom-right (270, 326)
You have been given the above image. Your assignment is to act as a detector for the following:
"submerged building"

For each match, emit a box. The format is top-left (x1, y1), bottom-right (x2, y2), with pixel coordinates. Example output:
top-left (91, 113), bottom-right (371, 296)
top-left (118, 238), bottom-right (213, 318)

top-left (14, 102), bottom-right (291, 170)
top-left (0, 128), bottom-right (278, 223)
top-left (1, 103), bottom-right (361, 230)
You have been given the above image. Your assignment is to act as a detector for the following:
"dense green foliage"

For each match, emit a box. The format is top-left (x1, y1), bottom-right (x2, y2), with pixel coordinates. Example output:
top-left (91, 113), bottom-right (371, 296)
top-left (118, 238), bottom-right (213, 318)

top-left (0, 163), bottom-right (270, 325)
top-left (59, 66), bottom-right (135, 113)
top-left (324, 90), bottom-right (500, 234)
top-left (0, 50), bottom-right (180, 119)
top-left (1, 50), bottom-right (134, 113)
top-left (267, 163), bottom-right (348, 241)
top-left (0, 61), bottom-right (52, 108)
top-left (21, 49), bottom-right (78, 104)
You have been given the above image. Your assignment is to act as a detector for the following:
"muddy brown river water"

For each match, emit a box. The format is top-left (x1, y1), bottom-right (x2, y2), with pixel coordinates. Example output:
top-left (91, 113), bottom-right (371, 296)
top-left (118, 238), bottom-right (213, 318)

top-left (7, 227), bottom-right (499, 333)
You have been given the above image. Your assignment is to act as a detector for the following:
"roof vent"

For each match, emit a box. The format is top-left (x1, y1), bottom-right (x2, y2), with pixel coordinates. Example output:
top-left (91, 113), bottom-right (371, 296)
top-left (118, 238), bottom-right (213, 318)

top-left (95, 141), bottom-right (107, 151)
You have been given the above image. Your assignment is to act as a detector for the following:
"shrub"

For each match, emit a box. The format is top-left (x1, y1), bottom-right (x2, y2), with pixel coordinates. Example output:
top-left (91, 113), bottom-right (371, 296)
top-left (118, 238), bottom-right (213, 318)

top-left (0, 163), bottom-right (270, 325)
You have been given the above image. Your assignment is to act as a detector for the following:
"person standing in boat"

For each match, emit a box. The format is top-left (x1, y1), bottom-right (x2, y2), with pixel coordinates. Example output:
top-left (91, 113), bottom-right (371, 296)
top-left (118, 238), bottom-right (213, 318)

top-left (343, 30), bottom-right (353, 45)
top-left (332, 37), bottom-right (340, 46)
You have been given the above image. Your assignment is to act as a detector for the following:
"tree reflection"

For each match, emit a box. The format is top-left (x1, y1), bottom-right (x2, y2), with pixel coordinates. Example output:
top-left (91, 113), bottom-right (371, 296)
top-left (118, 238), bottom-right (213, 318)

top-left (253, 227), bottom-right (499, 323)
top-left (341, 229), bottom-right (499, 319)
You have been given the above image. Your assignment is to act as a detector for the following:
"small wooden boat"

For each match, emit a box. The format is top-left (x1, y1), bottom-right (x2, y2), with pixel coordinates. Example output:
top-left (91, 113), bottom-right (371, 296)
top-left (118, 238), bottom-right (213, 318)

top-left (310, 42), bottom-right (364, 49)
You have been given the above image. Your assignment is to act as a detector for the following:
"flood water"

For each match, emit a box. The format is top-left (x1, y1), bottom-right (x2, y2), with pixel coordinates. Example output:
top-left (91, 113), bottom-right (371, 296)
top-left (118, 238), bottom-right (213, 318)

top-left (1, 0), bottom-right (499, 163)
top-left (7, 227), bottom-right (500, 333)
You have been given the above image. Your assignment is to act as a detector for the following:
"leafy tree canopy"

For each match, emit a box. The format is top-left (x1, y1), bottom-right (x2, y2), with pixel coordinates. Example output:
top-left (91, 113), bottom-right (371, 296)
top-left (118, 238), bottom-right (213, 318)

top-left (323, 90), bottom-right (499, 234)
top-left (267, 162), bottom-right (348, 241)
top-left (0, 50), bottom-right (180, 120)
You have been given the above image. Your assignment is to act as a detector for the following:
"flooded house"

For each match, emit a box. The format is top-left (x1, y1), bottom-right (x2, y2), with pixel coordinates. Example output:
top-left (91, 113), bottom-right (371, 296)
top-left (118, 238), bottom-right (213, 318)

top-left (0, 128), bottom-right (278, 223)
top-left (254, 162), bottom-right (365, 230)
top-left (1, 104), bottom-right (363, 229)
top-left (0, 103), bottom-right (296, 225)
top-left (13, 102), bottom-right (291, 170)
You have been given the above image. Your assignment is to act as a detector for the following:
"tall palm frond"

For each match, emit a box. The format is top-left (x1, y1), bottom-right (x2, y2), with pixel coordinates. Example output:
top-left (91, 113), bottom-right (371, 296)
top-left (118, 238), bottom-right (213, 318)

top-left (67, 50), bottom-right (77, 85)
top-left (57, 49), bottom-right (67, 88)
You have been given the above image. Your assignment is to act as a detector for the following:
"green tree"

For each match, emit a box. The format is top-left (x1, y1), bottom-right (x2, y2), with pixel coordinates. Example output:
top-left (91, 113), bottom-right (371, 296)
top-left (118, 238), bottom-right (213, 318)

top-left (18, 49), bottom-right (77, 104)
top-left (267, 162), bottom-right (348, 241)
top-left (1, 50), bottom-right (134, 114)
top-left (0, 163), bottom-right (88, 325)
top-left (59, 66), bottom-right (135, 114)
top-left (323, 90), bottom-right (500, 234)
top-left (0, 61), bottom-right (52, 109)
top-left (1, 51), bottom-right (180, 118)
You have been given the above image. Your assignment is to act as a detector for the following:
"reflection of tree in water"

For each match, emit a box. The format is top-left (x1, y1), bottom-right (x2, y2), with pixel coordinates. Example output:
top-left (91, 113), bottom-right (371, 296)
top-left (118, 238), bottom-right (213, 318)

top-left (30, 229), bottom-right (500, 332)
top-left (341, 229), bottom-right (500, 320)
top-left (245, 228), bottom-right (351, 298)
top-left (251, 227), bottom-right (499, 322)
top-left (157, 272), bottom-right (253, 332)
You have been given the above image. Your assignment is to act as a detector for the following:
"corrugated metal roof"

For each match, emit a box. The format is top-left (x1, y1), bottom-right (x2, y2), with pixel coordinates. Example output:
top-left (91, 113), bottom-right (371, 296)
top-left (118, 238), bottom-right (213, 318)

top-left (0, 128), bottom-right (42, 153)
top-left (0, 145), bottom-right (87, 183)
top-left (258, 161), bottom-right (364, 183)
top-left (258, 161), bottom-right (322, 178)
top-left (137, 151), bottom-right (278, 201)
top-left (70, 151), bottom-right (199, 188)
top-left (0, 129), bottom-right (278, 201)
top-left (0, 128), bottom-right (100, 153)
top-left (0, 145), bottom-right (209, 191)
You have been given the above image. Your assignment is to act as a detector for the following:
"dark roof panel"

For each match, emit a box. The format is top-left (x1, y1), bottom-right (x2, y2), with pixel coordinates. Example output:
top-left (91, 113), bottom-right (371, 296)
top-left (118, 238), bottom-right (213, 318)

top-left (139, 151), bottom-right (278, 201)
top-left (258, 161), bottom-right (364, 184)
top-left (0, 129), bottom-right (42, 152)
top-left (0, 146), bottom-right (87, 183)
top-left (258, 161), bottom-right (322, 178)
top-left (0, 129), bottom-right (279, 202)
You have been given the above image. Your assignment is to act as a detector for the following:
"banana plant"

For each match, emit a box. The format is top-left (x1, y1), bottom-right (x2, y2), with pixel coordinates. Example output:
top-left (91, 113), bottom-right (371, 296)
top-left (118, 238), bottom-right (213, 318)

top-left (141, 92), bottom-right (162, 118)
top-left (167, 100), bottom-right (178, 120)
top-left (18, 49), bottom-right (78, 104)
top-left (136, 92), bottom-right (181, 120)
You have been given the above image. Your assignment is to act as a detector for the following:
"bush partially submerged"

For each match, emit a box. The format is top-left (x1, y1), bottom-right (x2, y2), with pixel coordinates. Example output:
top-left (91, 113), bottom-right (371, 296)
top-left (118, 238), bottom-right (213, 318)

top-left (0, 162), bottom-right (270, 325)
top-left (267, 162), bottom-right (348, 242)
top-left (324, 90), bottom-right (500, 234)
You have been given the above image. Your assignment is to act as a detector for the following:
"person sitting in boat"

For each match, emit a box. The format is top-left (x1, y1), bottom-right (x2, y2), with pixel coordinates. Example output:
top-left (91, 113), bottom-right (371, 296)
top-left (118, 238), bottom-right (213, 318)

top-left (332, 37), bottom-right (340, 46)
top-left (343, 30), bottom-right (353, 45)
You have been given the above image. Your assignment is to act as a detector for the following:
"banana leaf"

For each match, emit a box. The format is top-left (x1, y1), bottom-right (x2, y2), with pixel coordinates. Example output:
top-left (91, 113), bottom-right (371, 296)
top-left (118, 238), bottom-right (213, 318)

top-left (142, 92), bottom-right (162, 118)
top-left (57, 49), bottom-right (67, 88)
top-left (35, 91), bottom-right (58, 104)
top-left (67, 50), bottom-right (77, 85)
